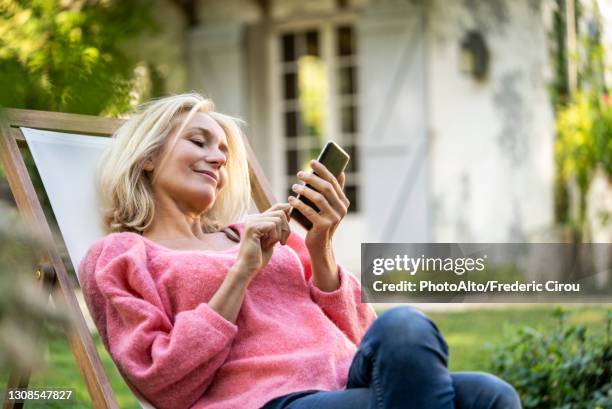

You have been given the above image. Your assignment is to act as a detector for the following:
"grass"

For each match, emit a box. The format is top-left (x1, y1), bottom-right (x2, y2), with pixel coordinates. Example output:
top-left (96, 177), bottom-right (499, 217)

top-left (1, 304), bottom-right (610, 408)
top-left (6, 330), bottom-right (142, 408)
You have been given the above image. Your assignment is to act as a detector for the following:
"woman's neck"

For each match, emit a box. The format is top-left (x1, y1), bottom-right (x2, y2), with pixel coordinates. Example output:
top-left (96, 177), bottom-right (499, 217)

top-left (143, 198), bottom-right (209, 241)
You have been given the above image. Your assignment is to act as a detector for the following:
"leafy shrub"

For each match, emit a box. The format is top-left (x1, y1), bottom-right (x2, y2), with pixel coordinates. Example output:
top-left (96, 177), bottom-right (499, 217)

top-left (487, 307), bottom-right (612, 409)
top-left (0, 201), bottom-right (71, 375)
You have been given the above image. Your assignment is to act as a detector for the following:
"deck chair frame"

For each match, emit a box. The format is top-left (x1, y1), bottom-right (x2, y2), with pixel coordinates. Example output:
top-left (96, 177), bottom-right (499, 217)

top-left (0, 108), bottom-right (276, 409)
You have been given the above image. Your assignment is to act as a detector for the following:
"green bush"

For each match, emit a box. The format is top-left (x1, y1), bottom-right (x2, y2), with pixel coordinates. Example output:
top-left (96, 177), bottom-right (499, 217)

top-left (487, 307), bottom-right (612, 409)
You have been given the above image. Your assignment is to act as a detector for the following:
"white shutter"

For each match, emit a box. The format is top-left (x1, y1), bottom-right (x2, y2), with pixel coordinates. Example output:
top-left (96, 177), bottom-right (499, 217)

top-left (358, 2), bottom-right (430, 242)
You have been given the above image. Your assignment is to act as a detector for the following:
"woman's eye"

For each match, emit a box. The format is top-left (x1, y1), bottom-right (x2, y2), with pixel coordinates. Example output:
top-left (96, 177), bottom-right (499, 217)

top-left (190, 139), bottom-right (205, 147)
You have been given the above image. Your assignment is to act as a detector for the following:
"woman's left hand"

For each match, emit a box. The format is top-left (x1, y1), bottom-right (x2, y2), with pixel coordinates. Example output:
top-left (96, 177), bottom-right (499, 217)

top-left (289, 160), bottom-right (350, 251)
top-left (288, 160), bottom-right (349, 291)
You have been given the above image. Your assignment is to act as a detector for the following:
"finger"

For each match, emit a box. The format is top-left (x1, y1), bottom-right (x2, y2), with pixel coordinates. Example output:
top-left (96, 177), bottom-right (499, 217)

top-left (257, 216), bottom-right (285, 247)
top-left (337, 173), bottom-right (349, 208)
top-left (263, 206), bottom-right (292, 233)
top-left (278, 212), bottom-right (291, 244)
top-left (256, 221), bottom-right (279, 249)
top-left (310, 160), bottom-right (348, 205)
top-left (254, 211), bottom-right (291, 245)
top-left (291, 183), bottom-right (334, 215)
top-left (338, 172), bottom-right (346, 190)
top-left (288, 195), bottom-right (323, 226)
top-left (257, 213), bottom-right (286, 226)
top-left (257, 216), bottom-right (282, 234)
top-left (261, 210), bottom-right (289, 244)
top-left (267, 210), bottom-right (290, 245)
top-left (266, 202), bottom-right (292, 214)
top-left (251, 220), bottom-right (277, 240)
top-left (247, 217), bottom-right (277, 238)
top-left (295, 172), bottom-right (347, 216)
top-left (283, 203), bottom-right (292, 218)
top-left (298, 172), bottom-right (345, 211)
top-left (266, 208), bottom-right (290, 226)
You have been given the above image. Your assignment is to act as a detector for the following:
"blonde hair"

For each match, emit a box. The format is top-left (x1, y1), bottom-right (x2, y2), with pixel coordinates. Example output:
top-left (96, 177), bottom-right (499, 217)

top-left (97, 92), bottom-right (251, 234)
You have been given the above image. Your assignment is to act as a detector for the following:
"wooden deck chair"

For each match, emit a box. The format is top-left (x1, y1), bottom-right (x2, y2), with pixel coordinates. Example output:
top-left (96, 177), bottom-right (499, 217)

top-left (0, 108), bottom-right (277, 409)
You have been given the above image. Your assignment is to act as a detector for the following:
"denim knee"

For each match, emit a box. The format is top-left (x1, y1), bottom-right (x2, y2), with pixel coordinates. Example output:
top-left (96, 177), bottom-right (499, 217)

top-left (488, 375), bottom-right (521, 409)
top-left (365, 306), bottom-right (448, 361)
top-left (472, 372), bottom-right (521, 409)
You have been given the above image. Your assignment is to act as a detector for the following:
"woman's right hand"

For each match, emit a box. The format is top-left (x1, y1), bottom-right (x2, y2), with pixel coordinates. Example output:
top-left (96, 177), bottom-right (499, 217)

top-left (232, 203), bottom-right (291, 283)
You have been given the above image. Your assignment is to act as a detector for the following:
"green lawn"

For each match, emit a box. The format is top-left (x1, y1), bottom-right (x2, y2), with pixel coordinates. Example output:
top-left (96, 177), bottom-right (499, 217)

top-left (1, 304), bottom-right (610, 408)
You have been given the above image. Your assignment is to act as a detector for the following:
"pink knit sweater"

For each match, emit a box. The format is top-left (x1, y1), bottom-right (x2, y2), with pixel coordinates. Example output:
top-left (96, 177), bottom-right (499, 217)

top-left (77, 222), bottom-right (377, 409)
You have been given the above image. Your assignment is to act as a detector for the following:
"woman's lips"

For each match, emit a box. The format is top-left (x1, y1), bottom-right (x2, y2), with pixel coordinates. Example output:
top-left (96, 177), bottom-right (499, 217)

top-left (194, 170), bottom-right (217, 183)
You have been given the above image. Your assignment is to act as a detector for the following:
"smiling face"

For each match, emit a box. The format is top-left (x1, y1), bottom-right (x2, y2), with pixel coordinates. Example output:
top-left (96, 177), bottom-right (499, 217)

top-left (144, 111), bottom-right (230, 214)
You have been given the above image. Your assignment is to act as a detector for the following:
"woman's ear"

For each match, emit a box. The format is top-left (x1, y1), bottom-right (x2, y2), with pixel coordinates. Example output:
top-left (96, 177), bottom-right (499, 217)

top-left (143, 156), bottom-right (155, 172)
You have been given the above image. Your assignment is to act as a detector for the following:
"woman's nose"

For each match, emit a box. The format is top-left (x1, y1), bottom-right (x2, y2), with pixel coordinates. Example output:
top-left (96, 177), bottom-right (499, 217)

top-left (206, 150), bottom-right (226, 167)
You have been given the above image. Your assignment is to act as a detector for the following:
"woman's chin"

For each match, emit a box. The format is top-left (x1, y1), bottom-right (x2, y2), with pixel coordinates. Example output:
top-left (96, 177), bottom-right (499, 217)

top-left (179, 187), bottom-right (215, 208)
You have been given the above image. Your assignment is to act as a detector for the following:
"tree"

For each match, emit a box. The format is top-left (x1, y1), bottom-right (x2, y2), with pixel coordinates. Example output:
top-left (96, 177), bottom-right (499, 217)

top-left (0, 0), bottom-right (157, 115)
top-left (0, 0), bottom-right (159, 204)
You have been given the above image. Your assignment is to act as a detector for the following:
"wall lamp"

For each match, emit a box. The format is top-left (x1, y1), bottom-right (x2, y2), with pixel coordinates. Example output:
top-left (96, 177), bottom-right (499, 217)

top-left (460, 30), bottom-right (490, 81)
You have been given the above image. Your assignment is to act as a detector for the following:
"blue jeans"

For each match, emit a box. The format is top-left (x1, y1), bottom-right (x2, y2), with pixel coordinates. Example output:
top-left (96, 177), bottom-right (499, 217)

top-left (261, 306), bottom-right (521, 409)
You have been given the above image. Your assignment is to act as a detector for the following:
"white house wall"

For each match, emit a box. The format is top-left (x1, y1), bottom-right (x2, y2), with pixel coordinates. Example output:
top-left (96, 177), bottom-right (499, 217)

top-left (427, 0), bottom-right (555, 243)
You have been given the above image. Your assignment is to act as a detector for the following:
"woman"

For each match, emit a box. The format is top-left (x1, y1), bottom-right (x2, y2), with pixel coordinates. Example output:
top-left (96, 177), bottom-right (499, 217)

top-left (78, 93), bottom-right (521, 409)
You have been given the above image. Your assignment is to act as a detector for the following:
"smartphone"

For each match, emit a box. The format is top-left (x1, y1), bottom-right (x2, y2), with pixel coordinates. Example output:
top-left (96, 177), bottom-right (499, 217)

top-left (289, 141), bottom-right (351, 230)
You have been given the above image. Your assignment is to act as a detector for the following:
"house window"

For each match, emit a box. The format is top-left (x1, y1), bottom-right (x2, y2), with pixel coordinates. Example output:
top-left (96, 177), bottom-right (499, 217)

top-left (277, 23), bottom-right (360, 212)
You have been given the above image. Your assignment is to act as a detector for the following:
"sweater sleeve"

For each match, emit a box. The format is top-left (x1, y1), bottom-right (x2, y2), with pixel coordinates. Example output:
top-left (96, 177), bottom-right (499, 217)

top-left (285, 230), bottom-right (377, 346)
top-left (78, 234), bottom-right (238, 409)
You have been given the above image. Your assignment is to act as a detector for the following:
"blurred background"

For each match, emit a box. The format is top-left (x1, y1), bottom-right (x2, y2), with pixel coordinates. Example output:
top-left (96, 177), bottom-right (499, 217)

top-left (0, 0), bottom-right (611, 408)
top-left (1, 0), bottom-right (611, 269)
